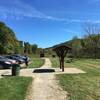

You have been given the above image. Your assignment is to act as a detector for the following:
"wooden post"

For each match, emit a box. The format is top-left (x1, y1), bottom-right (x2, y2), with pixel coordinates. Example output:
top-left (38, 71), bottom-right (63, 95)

top-left (59, 57), bottom-right (62, 69)
top-left (61, 57), bottom-right (64, 71)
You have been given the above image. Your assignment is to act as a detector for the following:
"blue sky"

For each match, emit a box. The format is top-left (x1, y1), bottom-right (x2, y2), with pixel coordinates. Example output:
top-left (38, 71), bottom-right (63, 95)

top-left (0, 0), bottom-right (100, 48)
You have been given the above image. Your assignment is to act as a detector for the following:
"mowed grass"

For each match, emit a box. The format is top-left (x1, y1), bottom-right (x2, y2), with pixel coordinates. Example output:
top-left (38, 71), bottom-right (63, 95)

top-left (50, 58), bottom-right (100, 100)
top-left (0, 76), bottom-right (32, 100)
top-left (28, 58), bottom-right (45, 68)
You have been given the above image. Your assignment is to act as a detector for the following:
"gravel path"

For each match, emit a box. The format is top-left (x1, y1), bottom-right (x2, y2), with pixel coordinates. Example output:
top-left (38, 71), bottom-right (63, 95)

top-left (25, 58), bottom-right (68, 100)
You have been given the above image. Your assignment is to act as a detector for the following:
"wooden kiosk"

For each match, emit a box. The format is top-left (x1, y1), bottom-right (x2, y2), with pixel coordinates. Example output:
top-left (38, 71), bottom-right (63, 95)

top-left (53, 45), bottom-right (71, 71)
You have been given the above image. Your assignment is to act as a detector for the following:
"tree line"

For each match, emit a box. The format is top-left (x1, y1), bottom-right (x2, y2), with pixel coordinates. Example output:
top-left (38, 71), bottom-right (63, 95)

top-left (0, 21), bottom-right (40, 55)
top-left (67, 34), bottom-right (100, 58)
top-left (52, 23), bottom-right (100, 58)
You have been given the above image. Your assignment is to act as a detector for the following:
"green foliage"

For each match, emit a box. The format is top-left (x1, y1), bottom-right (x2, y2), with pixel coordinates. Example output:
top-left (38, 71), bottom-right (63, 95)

top-left (24, 42), bottom-right (38, 55)
top-left (32, 44), bottom-right (38, 54)
top-left (0, 21), bottom-right (22, 54)
top-left (0, 21), bottom-right (39, 55)
top-left (18, 41), bottom-right (24, 54)
top-left (49, 33), bottom-right (100, 58)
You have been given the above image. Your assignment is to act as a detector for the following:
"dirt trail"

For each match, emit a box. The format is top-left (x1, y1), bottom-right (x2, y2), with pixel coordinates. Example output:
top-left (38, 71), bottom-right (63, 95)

top-left (26, 58), bottom-right (68, 100)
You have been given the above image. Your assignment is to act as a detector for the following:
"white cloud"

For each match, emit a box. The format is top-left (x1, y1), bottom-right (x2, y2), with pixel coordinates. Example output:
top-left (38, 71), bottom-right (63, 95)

top-left (0, 0), bottom-right (100, 24)
top-left (65, 19), bottom-right (100, 24)
top-left (0, 0), bottom-right (65, 21)
top-left (62, 28), bottom-right (79, 34)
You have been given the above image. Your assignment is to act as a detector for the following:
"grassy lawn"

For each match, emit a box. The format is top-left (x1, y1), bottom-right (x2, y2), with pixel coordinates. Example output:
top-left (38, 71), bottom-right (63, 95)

top-left (50, 57), bottom-right (100, 100)
top-left (28, 58), bottom-right (45, 68)
top-left (0, 76), bottom-right (32, 100)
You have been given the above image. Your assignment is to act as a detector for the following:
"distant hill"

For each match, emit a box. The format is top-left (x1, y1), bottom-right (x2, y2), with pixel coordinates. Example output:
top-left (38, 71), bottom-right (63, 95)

top-left (46, 34), bottom-right (100, 58)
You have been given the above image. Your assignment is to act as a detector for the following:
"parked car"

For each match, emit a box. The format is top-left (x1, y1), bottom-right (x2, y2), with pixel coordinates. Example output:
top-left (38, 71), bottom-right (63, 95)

top-left (6, 55), bottom-right (25, 64)
top-left (0, 56), bottom-right (12, 69)
top-left (12, 54), bottom-right (30, 62)
top-left (3, 56), bottom-right (17, 64)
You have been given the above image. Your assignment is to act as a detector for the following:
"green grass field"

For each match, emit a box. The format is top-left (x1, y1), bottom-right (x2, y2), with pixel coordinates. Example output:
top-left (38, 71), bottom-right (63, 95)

top-left (50, 58), bottom-right (100, 100)
top-left (28, 58), bottom-right (45, 68)
top-left (0, 76), bottom-right (32, 100)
